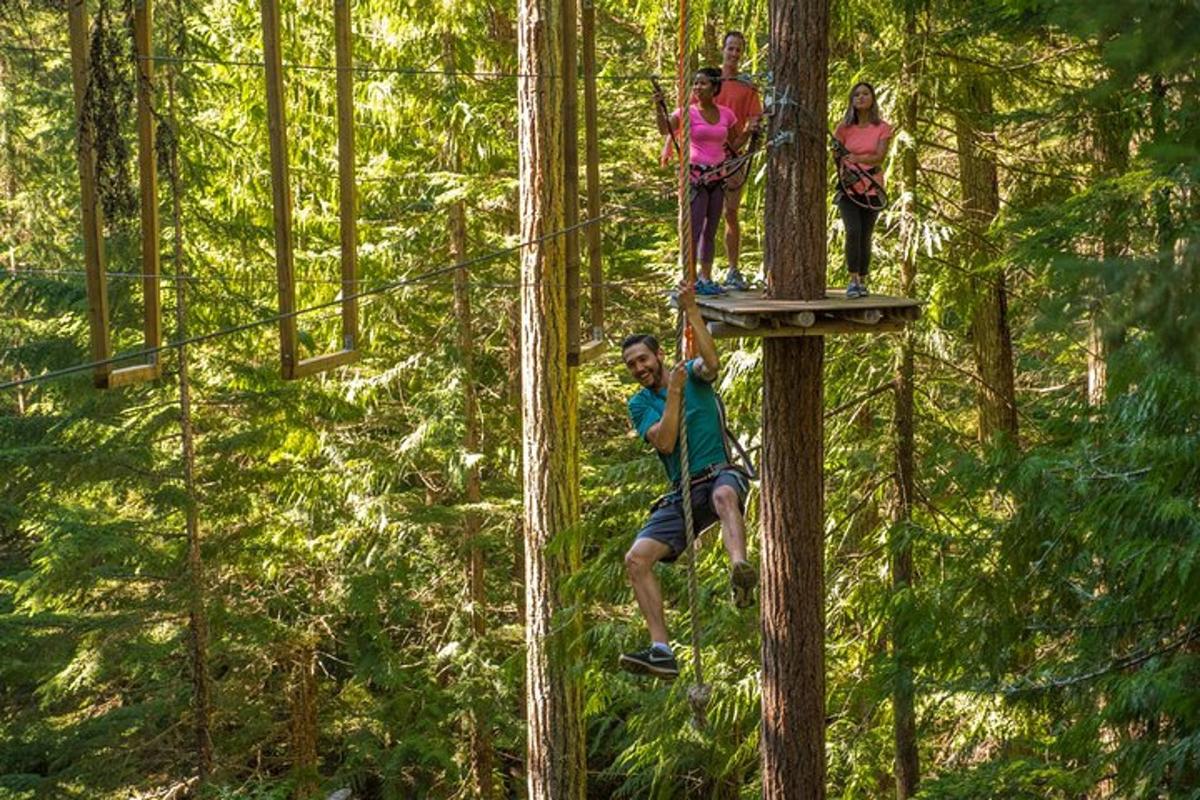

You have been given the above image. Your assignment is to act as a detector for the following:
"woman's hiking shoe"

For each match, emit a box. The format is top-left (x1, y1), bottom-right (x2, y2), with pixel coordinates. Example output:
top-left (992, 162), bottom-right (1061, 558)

top-left (619, 645), bottom-right (679, 679)
top-left (695, 278), bottom-right (726, 296)
top-left (730, 560), bottom-right (758, 609)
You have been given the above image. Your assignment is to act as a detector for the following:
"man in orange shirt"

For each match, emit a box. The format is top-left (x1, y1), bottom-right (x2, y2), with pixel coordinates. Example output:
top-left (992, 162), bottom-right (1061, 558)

top-left (716, 31), bottom-right (762, 290)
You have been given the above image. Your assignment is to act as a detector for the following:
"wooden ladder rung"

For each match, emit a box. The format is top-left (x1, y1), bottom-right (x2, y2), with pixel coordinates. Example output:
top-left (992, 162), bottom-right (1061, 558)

top-left (578, 337), bottom-right (607, 364)
top-left (291, 348), bottom-right (359, 379)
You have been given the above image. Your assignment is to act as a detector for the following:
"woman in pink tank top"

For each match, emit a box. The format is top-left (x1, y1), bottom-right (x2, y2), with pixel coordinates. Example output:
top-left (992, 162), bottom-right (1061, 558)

top-left (833, 81), bottom-right (893, 299)
top-left (654, 68), bottom-right (757, 293)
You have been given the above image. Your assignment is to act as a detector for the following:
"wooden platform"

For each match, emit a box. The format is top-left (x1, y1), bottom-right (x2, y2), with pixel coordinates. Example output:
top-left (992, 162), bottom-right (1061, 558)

top-left (675, 289), bottom-right (921, 338)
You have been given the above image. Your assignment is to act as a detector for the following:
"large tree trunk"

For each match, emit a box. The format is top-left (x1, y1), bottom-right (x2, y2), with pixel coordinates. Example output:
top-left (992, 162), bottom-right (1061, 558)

top-left (517, 0), bottom-right (584, 796)
top-left (890, 4), bottom-right (921, 798)
top-left (955, 72), bottom-right (1017, 446)
top-left (760, 0), bottom-right (828, 797)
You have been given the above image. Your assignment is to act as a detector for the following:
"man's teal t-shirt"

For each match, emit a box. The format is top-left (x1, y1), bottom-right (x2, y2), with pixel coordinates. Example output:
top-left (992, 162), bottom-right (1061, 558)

top-left (627, 359), bottom-right (728, 486)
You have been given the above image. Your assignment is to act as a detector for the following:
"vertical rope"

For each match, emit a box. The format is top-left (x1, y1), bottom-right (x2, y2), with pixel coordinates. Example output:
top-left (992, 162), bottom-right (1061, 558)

top-left (674, 0), bottom-right (709, 729)
top-left (675, 0), bottom-right (693, 287)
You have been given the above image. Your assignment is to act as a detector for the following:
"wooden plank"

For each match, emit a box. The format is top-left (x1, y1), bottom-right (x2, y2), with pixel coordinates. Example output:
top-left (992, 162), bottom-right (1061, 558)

top-left (134, 0), bottom-right (161, 378)
top-left (67, 0), bottom-right (111, 387)
top-left (708, 319), bottom-right (907, 339)
top-left (106, 363), bottom-right (160, 388)
top-left (334, 0), bottom-right (358, 352)
top-left (695, 288), bottom-right (922, 314)
top-left (260, 0), bottom-right (298, 379)
top-left (577, 337), bottom-right (607, 364)
top-left (291, 349), bottom-right (359, 379)
top-left (671, 293), bottom-right (761, 328)
top-left (705, 308), bottom-right (762, 329)
top-left (581, 0), bottom-right (603, 340)
top-left (563, 0), bottom-right (580, 364)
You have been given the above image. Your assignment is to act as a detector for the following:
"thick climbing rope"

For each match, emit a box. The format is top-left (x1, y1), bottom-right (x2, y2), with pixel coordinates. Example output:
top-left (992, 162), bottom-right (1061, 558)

top-left (672, 0), bottom-right (710, 730)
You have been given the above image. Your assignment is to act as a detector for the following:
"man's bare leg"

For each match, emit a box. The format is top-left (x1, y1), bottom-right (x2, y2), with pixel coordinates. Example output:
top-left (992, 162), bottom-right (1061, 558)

top-left (711, 485), bottom-right (748, 563)
top-left (712, 484), bottom-right (757, 607)
top-left (723, 184), bottom-right (745, 279)
top-left (625, 537), bottom-right (673, 643)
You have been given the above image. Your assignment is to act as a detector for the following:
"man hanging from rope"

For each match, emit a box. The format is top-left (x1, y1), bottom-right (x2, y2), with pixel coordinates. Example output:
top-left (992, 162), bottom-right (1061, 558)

top-left (618, 281), bottom-right (757, 679)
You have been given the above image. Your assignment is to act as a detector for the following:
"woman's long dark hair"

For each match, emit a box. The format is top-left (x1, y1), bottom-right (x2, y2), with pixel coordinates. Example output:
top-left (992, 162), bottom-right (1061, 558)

top-left (840, 81), bottom-right (881, 127)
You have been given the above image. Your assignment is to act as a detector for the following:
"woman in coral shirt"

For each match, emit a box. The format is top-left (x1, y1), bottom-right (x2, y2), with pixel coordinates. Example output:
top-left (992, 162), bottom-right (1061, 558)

top-left (834, 81), bottom-right (892, 298)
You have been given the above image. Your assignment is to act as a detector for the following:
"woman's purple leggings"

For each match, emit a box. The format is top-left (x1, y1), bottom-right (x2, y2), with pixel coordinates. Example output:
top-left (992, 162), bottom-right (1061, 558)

top-left (690, 182), bottom-right (724, 270)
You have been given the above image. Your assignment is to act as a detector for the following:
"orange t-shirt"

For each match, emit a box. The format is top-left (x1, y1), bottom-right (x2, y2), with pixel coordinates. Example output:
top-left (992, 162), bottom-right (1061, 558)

top-left (716, 75), bottom-right (762, 148)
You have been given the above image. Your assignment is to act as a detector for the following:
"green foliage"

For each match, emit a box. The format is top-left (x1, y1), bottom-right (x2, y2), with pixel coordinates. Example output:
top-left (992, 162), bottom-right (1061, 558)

top-left (1, 0), bottom-right (1199, 795)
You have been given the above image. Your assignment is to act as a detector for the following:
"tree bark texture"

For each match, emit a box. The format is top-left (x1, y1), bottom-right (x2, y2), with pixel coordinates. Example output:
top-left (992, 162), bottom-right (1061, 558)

top-left (761, 0), bottom-right (828, 797)
top-left (517, 0), bottom-right (584, 796)
top-left (890, 5), bottom-right (921, 797)
top-left (955, 72), bottom-right (1017, 446)
top-left (289, 644), bottom-right (319, 798)
top-left (1087, 88), bottom-right (1131, 407)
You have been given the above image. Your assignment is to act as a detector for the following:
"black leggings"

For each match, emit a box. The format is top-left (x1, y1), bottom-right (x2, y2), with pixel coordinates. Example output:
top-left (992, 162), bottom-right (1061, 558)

top-left (837, 194), bottom-right (880, 277)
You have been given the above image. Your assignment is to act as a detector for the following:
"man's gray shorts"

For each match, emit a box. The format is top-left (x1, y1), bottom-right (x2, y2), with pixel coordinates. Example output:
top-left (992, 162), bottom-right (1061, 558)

top-left (634, 467), bottom-right (750, 563)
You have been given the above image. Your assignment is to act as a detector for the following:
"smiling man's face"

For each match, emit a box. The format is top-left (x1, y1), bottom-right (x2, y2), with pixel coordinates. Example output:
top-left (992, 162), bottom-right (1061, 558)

top-left (623, 342), bottom-right (666, 389)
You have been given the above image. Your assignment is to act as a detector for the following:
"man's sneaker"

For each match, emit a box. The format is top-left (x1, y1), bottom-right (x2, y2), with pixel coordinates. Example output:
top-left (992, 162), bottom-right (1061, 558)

top-left (730, 560), bottom-right (758, 609)
top-left (695, 278), bottom-right (726, 296)
top-left (846, 281), bottom-right (867, 299)
top-left (722, 269), bottom-right (750, 291)
top-left (618, 645), bottom-right (679, 679)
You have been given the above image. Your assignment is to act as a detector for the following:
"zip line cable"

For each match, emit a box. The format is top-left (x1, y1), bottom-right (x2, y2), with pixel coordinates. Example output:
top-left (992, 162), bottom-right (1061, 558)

top-left (0, 208), bottom-right (622, 392)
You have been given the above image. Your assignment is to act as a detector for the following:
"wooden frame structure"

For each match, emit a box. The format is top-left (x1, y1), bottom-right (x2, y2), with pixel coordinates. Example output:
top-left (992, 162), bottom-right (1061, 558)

top-left (260, 0), bottom-right (359, 380)
top-left (68, 0), bottom-right (162, 389)
top-left (681, 289), bottom-right (921, 339)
